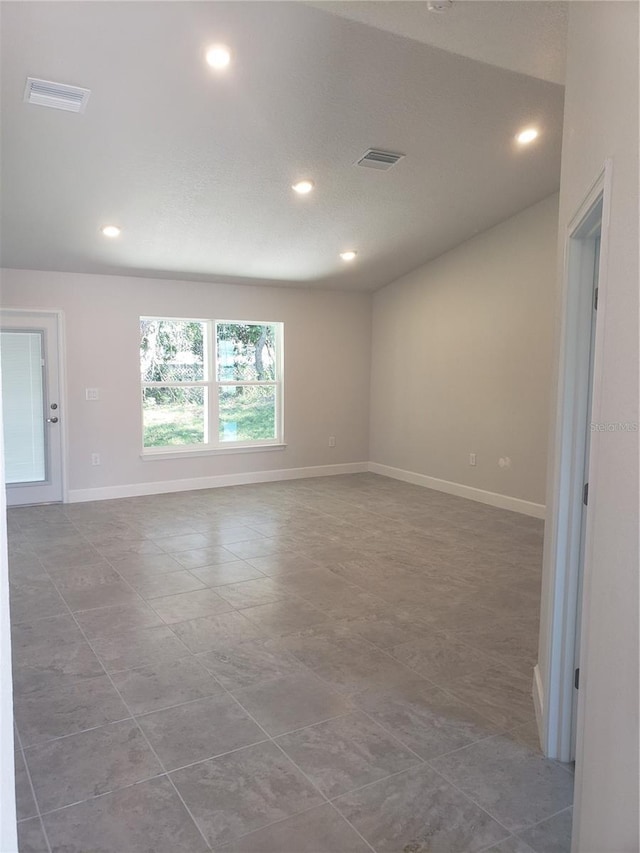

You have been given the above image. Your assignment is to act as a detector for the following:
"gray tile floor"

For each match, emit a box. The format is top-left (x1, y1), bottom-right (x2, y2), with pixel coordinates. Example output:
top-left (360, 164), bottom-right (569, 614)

top-left (9, 473), bottom-right (573, 853)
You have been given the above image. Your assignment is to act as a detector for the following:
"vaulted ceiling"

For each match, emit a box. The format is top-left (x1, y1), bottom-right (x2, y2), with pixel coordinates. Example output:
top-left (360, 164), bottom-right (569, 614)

top-left (311, 1), bottom-right (567, 85)
top-left (0, 2), bottom-right (565, 291)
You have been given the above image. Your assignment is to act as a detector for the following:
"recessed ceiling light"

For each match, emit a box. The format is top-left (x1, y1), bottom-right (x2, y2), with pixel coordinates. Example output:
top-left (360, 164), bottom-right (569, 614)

top-left (340, 250), bottom-right (357, 262)
top-left (206, 45), bottom-right (231, 70)
top-left (516, 127), bottom-right (539, 145)
top-left (292, 180), bottom-right (315, 195)
top-left (101, 225), bottom-right (121, 238)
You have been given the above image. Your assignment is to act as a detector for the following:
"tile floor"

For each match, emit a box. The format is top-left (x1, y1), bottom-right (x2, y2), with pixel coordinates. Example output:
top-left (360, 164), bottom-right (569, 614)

top-left (9, 473), bottom-right (573, 853)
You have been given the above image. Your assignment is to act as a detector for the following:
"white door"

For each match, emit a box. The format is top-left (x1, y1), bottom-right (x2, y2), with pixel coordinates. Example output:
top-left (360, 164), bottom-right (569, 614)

top-left (0, 311), bottom-right (63, 505)
top-left (570, 233), bottom-right (600, 758)
top-left (542, 176), bottom-right (607, 765)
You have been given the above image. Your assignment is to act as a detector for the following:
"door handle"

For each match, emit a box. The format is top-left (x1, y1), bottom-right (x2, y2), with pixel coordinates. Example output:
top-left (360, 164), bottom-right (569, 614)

top-left (46, 417), bottom-right (59, 424)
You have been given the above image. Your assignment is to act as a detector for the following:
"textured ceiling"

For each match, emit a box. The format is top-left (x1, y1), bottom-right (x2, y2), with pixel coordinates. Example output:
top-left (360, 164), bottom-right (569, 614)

top-left (310, 1), bottom-right (568, 85)
top-left (0, 2), bottom-right (565, 292)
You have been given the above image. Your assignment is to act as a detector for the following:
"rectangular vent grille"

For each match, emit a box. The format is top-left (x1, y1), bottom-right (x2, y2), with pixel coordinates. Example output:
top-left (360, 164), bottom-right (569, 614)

top-left (24, 78), bottom-right (91, 113)
top-left (356, 148), bottom-right (405, 171)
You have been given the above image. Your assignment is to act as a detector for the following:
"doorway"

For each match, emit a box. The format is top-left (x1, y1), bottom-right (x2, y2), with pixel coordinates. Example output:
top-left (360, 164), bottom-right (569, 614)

top-left (0, 310), bottom-right (65, 505)
top-left (538, 164), bottom-right (610, 766)
top-left (570, 219), bottom-right (600, 759)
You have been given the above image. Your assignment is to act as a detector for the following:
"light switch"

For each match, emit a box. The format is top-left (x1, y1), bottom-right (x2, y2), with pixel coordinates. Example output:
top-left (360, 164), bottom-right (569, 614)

top-left (85, 388), bottom-right (99, 401)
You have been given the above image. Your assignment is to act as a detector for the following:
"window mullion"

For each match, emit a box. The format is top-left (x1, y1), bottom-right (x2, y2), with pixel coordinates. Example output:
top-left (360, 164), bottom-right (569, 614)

top-left (217, 381), bottom-right (277, 387)
top-left (208, 321), bottom-right (219, 448)
top-left (142, 381), bottom-right (208, 388)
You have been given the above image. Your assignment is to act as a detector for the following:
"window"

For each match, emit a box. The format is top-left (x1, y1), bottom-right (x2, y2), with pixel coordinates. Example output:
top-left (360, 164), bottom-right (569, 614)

top-left (140, 317), bottom-right (283, 453)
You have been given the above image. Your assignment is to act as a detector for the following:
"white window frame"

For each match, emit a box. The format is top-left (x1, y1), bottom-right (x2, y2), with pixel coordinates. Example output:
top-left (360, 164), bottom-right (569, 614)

top-left (140, 316), bottom-right (284, 458)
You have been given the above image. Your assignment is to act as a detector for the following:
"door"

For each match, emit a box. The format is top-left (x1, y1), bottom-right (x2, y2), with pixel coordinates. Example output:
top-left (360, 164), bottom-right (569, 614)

top-left (0, 311), bottom-right (63, 505)
top-left (570, 233), bottom-right (600, 758)
top-left (541, 171), bottom-right (608, 766)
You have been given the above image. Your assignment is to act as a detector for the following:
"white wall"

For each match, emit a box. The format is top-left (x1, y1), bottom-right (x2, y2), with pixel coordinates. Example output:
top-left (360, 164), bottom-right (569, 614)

top-left (0, 270), bottom-right (372, 499)
top-left (370, 194), bottom-right (558, 510)
top-left (538, 3), bottom-right (639, 851)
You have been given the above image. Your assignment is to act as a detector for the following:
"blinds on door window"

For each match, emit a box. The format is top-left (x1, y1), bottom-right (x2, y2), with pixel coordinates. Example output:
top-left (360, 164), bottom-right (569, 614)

top-left (0, 330), bottom-right (46, 484)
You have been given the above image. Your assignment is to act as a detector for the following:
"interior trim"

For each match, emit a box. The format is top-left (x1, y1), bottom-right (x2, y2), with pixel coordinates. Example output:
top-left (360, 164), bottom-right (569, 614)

top-left (367, 462), bottom-right (546, 518)
top-left (67, 461), bottom-right (369, 503)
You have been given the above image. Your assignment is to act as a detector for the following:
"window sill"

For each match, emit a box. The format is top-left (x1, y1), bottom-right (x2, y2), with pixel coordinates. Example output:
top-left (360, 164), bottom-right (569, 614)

top-left (140, 443), bottom-right (287, 462)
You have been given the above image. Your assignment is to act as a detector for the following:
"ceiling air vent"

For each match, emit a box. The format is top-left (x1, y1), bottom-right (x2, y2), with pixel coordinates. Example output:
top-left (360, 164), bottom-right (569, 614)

top-left (23, 78), bottom-right (91, 113)
top-left (356, 149), bottom-right (405, 171)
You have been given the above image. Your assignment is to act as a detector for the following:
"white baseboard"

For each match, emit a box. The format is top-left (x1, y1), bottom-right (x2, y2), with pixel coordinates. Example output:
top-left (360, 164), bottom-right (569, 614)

top-left (68, 460), bottom-right (546, 518)
top-left (67, 461), bottom-right (369, 503)
top-left (367, 462), bottom-right (546, 518)
top-left (533, 663), bottom-right (546, 751)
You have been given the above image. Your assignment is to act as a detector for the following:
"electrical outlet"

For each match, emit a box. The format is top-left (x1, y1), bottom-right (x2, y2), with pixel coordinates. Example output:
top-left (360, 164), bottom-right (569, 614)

top-left (328, 436), bottom-right (336, 448)
top-left (469, 453), bottom-right (476, 466)
top-left (498, 456), bottom-right (512, 469)
top-left (86, 388), bottom-right (99, 401)
top-left (91, 453), bottom-right (101, 466)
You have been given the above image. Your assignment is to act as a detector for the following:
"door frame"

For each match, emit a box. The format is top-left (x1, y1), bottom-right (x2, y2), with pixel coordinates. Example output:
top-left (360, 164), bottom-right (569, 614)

top-left (536, 160), bottom-right (612, 763)
top-left (1, 308), bottom-right (68, 504)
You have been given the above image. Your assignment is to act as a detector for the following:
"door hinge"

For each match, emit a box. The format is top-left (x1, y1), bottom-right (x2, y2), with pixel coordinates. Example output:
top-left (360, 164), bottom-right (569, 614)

top-left (594, 287), bottom-right (599, 310)
top-left (574, 668), bottom-right (580, 690)
top-left (583, 482), bottom-right (589, 506)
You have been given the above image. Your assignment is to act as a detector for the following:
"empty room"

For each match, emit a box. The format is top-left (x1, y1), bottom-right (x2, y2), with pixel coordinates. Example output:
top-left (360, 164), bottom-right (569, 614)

top-left (0, 2), bottom-right (637, 852)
